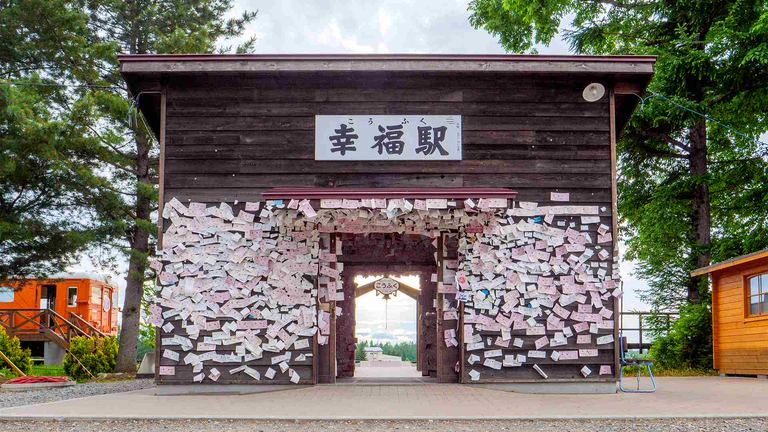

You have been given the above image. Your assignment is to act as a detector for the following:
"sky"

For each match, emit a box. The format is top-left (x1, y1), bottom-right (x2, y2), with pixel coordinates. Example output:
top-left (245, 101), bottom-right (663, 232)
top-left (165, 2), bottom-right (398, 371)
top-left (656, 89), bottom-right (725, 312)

top-left (72, 0), bottom-right (651, 341)
top-left (226, 0), bottom-right (562, 55)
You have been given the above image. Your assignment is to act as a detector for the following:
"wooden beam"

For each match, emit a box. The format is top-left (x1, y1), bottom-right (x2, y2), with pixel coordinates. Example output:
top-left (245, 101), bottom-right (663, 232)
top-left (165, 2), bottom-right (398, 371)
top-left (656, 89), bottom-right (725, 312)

top-left (0, 350), bottom-right (25, 377)
top-left (120, 56), bottom-right (656, 75)
top-left (609, 87), bottom-right (620, 378)
top-left (355, 278), bottom-right (420, 300)
top-left (157, 87), bottom-right (167, 245)
top-left (614, 82), bottom-right (644, 95)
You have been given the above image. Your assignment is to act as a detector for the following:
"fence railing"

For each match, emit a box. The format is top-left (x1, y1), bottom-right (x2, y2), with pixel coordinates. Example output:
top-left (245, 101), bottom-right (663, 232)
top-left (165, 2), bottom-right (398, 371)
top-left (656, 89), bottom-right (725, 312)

top-left (0, 308), bottom-right (104, 349)
top-left (619, 311), bottom-right (678, 353)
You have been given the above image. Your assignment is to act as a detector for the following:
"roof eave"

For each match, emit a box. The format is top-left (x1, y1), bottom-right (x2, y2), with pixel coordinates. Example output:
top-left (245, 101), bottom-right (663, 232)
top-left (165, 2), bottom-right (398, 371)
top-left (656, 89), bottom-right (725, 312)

top-left (690, 249), bottom-right (768, 277)
top-left (118, 53), bottom-right (656, 75)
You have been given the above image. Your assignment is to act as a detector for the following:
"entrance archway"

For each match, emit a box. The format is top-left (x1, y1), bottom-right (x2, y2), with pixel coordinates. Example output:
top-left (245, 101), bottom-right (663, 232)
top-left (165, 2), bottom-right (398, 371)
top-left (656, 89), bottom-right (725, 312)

top-left (336, 232), bottom-right (437, 381)
top-left (351, 274), bottom-right (422, 379)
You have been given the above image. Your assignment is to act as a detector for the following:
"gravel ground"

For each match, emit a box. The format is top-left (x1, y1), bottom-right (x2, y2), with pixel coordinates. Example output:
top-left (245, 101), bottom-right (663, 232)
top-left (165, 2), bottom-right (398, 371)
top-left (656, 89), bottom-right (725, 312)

top-left (0, 418), bottom-right (766, 432)
top-left (0, 379), bottom-right (154, 409)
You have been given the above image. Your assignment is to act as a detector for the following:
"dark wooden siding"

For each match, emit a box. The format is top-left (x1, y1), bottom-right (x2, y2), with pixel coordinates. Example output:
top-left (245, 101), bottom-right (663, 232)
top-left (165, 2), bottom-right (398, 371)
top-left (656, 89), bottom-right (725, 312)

top-left (159, 72), bottom-right (615, 384)
top-left (163, 73), bottom-right (611, 208)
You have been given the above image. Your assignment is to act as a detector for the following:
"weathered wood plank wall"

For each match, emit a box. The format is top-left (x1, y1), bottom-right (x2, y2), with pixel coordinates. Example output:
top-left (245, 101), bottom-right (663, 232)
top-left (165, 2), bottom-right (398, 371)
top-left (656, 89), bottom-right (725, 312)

top-left (158, 71), bottom-right (615, 384)
top-left (162, 73), bottom-right (611, 207)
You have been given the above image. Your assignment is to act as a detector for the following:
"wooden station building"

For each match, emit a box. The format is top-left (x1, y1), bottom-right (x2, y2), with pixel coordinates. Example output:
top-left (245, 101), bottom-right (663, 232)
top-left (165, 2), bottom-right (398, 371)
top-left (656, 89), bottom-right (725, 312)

top-left (121, 54), bottom-right (655, 389)
top-left (692, 249), bottom-right (768, 377)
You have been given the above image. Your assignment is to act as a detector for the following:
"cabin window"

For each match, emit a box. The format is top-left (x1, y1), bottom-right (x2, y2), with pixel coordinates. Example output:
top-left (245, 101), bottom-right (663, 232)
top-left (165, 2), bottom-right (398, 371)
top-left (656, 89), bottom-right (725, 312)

top-left (0, 286), bottom-right (13, 303)
top-left (747, 273), bottom-right (768, 317)
top-left (67, 286), bottom-right (78, 307)
top-left (91, 287), bottom-right (101, 303)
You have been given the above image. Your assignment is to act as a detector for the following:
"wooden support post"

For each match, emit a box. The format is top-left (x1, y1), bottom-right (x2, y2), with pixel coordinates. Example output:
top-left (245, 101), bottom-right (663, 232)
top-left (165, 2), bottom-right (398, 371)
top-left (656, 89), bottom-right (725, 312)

top-left (609, 87), bottom-right (621, 377)
top-left (66, 348), bottom-right (95, 379)
top-left (0, 350), bottom-right (26, 377)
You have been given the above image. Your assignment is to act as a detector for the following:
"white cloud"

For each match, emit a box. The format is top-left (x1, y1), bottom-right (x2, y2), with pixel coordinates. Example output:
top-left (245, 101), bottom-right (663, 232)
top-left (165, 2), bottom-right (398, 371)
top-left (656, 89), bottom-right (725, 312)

top-left (377, 7), bottom-right (393, 36)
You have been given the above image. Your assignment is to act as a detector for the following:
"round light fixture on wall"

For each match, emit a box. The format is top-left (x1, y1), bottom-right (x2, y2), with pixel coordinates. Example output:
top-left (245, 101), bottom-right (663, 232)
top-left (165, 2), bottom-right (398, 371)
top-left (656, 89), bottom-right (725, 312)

top-left (582, 83), bottom-right (606, 102)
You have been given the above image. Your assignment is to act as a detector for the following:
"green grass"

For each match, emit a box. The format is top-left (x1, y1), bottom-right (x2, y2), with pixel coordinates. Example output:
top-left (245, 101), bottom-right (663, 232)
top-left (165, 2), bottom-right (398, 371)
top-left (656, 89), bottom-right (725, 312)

top-left (621, 364), bottom-right (718, 377)
top-left (29, 364), bottom-right (67, 376)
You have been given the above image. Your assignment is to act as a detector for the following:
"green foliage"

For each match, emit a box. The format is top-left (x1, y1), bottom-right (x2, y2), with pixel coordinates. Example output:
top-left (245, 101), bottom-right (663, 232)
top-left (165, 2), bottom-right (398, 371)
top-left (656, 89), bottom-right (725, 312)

top-left (0, 326), bottom-right (32, 375)
top-left (468, 0), bottom-right (768, 307)
top-left (650, 303), bottom-right (714, 369)
top-left (356, 339), bottom-right (417, 362)
top-left (355, 339), bottom-right (367, 361)
top-left (0, 0), bottom-right (124, 279)
top-left (64, 336), bottom-right (118, 380)
top-left (136, 320), bottom-right (156, 363)
top-left (30, 364), bottom-right (67, 376)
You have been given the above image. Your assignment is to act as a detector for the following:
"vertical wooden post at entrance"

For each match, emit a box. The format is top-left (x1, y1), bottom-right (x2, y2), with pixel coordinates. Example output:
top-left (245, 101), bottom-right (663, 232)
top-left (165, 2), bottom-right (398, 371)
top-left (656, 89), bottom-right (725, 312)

top-left (415, 295), bottom-right (421, 372)
top-left (316, 233), bottom-right (340, 384)
top-left (436, 232), bottom-right (460, 383)
top-left (329, 233), bottom-right (339, 382)
top-left (419, 271), bottom-right (437, 377)
top-left (436, 235), bottom-right (446, 381)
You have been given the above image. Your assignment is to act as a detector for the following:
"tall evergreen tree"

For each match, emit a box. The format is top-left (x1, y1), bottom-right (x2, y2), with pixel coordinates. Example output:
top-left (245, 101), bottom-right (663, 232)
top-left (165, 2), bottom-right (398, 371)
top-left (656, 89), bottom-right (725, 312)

top-left (73, 0), bottom-right (257, 372)
top-left (0, 0), bottom-right (121, 280)
top-left (469, 0), bottom-right (768, 311)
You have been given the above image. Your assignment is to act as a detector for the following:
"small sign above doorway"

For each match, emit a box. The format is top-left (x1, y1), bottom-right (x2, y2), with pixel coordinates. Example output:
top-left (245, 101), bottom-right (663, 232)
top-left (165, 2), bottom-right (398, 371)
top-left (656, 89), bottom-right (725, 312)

top-left (373, 277), bottom-right (400, 298)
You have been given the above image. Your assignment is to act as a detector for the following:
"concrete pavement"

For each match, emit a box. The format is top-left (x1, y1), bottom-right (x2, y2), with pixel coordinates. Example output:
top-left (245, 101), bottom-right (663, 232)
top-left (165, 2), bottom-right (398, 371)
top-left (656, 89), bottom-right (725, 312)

top-left (0, 376), bottom-right (766, 420)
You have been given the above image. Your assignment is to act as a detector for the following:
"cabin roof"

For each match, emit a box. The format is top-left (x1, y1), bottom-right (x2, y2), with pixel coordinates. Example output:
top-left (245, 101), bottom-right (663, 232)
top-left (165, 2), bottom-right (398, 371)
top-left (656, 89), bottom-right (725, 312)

top-left (690, 249), bottom-right (768, 277)
top-left (118, 53), bottom-right (655, 139)
top-left (1, 273), bottom-right (117, 286)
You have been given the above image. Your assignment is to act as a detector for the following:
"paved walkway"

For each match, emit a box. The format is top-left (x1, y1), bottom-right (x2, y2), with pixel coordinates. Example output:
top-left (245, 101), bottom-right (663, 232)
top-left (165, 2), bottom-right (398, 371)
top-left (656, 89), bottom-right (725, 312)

top-left (353, 363), bottom-right (424, 378)
top-left (0, 377), bottom-right (766, 420)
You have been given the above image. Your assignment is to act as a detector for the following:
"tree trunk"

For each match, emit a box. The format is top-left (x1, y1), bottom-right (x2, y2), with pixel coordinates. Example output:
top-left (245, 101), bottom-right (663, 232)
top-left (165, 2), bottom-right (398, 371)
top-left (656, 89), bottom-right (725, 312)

top-left (688, 118), bottom-right (710, 304)
top-left (115, 133), bottom-right (152, 372)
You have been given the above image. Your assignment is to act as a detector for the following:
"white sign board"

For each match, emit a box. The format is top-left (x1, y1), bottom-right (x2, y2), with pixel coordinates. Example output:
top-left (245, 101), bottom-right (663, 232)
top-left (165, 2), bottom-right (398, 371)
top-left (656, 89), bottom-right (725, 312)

top-left (374, 277), bottom-right (400, 296)
top-left (315, 115), bottom-right (462, 160)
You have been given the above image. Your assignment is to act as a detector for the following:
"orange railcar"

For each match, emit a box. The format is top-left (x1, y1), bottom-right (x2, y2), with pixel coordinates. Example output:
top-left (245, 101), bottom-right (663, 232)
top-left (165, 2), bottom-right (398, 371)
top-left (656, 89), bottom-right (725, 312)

top-left (0, 273), bottom-right (119, 335)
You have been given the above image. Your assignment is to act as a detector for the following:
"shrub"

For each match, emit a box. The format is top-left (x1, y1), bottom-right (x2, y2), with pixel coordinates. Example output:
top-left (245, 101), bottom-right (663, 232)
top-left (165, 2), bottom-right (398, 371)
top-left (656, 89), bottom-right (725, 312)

top-left (650, 303), bottom-right (713, 370)
top-left (64, 336), bottom-right (118, 380)
top-left (0, 326), bottom-right (32, 375)
top-left (136, 323), bottom-right (155, 363)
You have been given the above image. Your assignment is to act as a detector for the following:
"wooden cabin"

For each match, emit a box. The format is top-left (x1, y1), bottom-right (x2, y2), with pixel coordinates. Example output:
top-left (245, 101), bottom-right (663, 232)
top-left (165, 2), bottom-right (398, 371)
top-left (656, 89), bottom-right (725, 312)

top-left (692, 249), bottom-right (768, 377)
top-left (121, 54), bottom-right (655, 390)
top-left (0, 273), bottom-right (119, 364)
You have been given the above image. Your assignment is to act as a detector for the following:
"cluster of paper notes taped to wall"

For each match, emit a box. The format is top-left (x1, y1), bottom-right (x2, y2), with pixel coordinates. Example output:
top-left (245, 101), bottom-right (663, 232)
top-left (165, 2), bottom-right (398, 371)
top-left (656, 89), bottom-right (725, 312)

top-left (460, 192), bottom-right (620, 381)
top-left (149, 192), bottom-right (620, 384)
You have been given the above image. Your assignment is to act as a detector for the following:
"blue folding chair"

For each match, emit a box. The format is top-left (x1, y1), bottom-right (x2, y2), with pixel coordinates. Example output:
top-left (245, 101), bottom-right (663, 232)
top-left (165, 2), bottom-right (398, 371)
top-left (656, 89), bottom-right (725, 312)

top-left (619, 332), bottom-right (657, 393)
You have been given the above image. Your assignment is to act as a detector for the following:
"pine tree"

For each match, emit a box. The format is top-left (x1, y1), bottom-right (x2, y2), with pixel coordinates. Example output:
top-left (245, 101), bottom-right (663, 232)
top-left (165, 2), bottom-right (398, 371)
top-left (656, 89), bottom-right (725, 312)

top-left (1, 0), bottom-right (122, 280)
top-left (74, 0), bottom-right (257, 372)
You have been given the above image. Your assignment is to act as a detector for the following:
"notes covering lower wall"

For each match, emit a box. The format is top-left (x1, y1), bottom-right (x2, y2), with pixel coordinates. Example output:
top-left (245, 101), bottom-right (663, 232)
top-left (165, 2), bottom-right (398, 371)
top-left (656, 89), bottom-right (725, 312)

top-left (152, 193), bottom-right (619, 384)
top-left (456, 198), bottom-right (621, 382)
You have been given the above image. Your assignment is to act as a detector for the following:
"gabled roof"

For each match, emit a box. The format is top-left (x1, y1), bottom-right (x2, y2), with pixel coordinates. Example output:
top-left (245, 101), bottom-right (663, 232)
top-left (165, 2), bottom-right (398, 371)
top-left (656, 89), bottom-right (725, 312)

top-left (690, 249), bottom-right (768, 277)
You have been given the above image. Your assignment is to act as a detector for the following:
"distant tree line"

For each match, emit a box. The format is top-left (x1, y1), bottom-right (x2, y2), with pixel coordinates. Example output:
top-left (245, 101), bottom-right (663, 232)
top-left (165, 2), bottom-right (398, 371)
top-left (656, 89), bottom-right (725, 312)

top-left (355, 340), bottom-right (417, 362)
